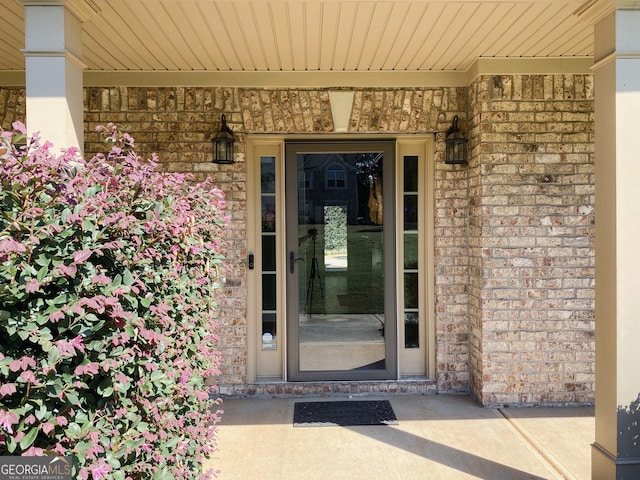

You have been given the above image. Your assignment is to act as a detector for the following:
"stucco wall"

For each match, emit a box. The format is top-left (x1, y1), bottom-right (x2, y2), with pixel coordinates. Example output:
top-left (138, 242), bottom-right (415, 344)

top-left (0, 78), bottom-right (595, 405)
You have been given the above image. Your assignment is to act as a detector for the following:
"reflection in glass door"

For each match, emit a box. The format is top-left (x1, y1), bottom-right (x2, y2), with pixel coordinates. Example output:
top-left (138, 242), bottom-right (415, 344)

top-left (286, 142), bottom-right (396, 381)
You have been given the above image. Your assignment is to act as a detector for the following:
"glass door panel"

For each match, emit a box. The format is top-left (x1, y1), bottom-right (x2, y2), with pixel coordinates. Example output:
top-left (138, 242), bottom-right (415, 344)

top-left (286, 142), bottom-right (396, 381)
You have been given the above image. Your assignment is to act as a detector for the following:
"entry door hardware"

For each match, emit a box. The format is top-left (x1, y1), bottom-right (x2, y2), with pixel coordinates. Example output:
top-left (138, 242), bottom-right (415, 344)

top-left (248, 253), bottom-right (255, 270)
top-left (289, 251), bottom-right (304, 273)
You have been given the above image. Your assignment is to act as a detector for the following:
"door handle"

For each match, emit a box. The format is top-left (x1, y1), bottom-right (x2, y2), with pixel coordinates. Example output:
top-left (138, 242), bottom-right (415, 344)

top-left (289, 251), bottom-right (304, 273)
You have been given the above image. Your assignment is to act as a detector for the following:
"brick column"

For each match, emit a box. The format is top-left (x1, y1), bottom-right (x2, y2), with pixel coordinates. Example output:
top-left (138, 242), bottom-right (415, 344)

top-left (589, 7), bottom-right (640, 479)
top-left (468, 74), bottom-right (595, 406)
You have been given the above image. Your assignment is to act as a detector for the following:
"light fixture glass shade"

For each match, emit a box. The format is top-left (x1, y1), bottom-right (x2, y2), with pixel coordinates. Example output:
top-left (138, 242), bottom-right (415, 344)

top-left (445, 115), bottom-right (468, 165)
top-left (212, 114), bottom-right (235, 164)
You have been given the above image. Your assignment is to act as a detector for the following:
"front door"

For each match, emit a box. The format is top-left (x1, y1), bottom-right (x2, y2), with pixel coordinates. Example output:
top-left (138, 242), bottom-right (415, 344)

top-left (285, 141), bottom-right (397, 381)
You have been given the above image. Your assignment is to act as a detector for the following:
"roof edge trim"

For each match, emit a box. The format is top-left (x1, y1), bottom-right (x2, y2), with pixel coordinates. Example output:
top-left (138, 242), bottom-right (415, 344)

top-left (0, 58), bottom-right (594, 88)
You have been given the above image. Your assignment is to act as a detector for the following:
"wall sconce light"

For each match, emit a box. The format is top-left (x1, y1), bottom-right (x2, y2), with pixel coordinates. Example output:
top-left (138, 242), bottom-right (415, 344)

top-left (212, 114), bottom-right (235, 164)
top-left (445, 115), bottom-right (468, 165)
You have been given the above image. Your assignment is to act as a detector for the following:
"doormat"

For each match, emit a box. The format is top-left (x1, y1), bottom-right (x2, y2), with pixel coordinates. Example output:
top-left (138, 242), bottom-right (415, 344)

top-left (293, 400), bottom-right (398, 427)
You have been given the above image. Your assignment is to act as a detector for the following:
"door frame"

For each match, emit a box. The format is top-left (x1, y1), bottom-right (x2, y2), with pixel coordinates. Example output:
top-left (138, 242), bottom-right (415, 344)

top-left (284, 140), bottom-right (398, 382)
top-left (246, 134), bottom-right (435, 383)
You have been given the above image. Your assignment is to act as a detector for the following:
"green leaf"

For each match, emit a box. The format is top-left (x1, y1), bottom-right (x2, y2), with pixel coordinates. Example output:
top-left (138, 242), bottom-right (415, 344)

top-left (34, 404), bottom-right (47, 421)
top-left (152, 465), bottom-right (175, 480)
top-left (6, 436), bottom-right (16, 453)
top-left (34, 254), bottom-right (51, 268)
top-left (47, 345), bottom-right (60, 364)
top-left (97, 385), bottom-right (114, 398)
top-left (36, 265), bottom-right (49, 282)
top-left (19, 427), bottom-right (38, 450)
top-left (66, 422), bottom-right (82, 439)
top-left (65, 391), bottom-right (81, 407)
top-left (123, 269), bottom-right (134, 286)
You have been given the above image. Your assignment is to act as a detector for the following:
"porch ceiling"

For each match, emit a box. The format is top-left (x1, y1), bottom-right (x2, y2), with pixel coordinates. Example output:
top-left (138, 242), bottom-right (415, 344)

top-left (1, 0), bottom-right (595, 77)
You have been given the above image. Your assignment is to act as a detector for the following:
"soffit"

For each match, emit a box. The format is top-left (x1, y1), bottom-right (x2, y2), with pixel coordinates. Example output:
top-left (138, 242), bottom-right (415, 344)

top-left (1, 0), bottom-right (594, 77)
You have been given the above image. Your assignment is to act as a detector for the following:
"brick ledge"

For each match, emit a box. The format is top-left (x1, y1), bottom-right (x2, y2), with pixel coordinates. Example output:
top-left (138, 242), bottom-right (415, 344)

top-left (218, 378), bottom-right (439, 398)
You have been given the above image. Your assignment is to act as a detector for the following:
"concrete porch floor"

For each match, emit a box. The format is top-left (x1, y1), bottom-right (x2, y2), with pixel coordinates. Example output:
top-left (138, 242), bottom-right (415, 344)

top-left (205, 394), bottom-right (594, 480)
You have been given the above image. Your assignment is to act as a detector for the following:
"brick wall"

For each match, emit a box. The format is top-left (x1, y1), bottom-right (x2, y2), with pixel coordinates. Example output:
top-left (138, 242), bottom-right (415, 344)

top-left (81, 86), bottom-right (469, 390)
top-left (0, 79), bottom-right (595, 404)
top-left (0, 87), bottom-right (25, 130)
top-left (468, 75), bottom-right (595, 405)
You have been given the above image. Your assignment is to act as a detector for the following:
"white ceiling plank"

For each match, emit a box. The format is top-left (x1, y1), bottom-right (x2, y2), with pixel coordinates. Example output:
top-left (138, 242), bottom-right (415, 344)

top-left (305, 2), bottom-right (323, 70)
top-left (198, 1), bottom-right (238, 70)
top-left (357, 2), bottom-right (394, 71)
top-left (219, 2), bottom-right (258, 70)
top-left (270, 2), bottom-right (294, 70)
top-left (343, 2), bottom-right (377, 70)
top-left (286, 2), bottom-right (308, 70)
top-left (387, 2), bottom-right (437, 70)
top-left (120, 1), bottom-right (180, 69)
top-left (190, 1), bottom-right (229, 70)
top-left (454, 3), bottom-right (515, 67)
top-left (440, 3), bottom-right (499, 71)
top-left (413, 3), bottom-right (468, 70)
top-left (481, 3), bottom-right (540, 57)
top-left (232, 2), bottom-right (268, 70)
top-left (83, 1), bottom-right (160, 70)
top-left (530, 13), bottom-right (593, 57)
top-left (422, 3), bottom-right (483, 70)
top-left (161, 2), bottom-right (211, 69)
top-left (332, 2), bottom-right (359, 70)
top-left (319, 1), bottom-right (340, 71)
top-left (0, 0), bottom-right (596, 74)
top-left (544, 25), bottom-right (594, 57)
top-left (251, 2), bottom-right (282, 70)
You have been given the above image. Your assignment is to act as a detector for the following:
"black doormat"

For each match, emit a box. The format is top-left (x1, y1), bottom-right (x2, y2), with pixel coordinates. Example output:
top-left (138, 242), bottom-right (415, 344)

top-left (293, 400), bottom-right (398, 427)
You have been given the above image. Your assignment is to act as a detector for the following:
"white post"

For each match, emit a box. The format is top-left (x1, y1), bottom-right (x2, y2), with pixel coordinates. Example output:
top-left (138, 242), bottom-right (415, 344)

top-left (590, 7), bottom-right (640, 479)
top-left (21, 1), bottom-right (93, 154)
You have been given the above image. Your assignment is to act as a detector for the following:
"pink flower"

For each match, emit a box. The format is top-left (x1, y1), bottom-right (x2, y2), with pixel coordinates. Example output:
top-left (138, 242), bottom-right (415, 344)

top-left (54, 443), bottom-right (67, 455)
top-left (71, 336), bottom-right (85, 353)
top-left (25, 278), bottom-right (39, 293)
top-left (42, 422), bottom-right (55, 434)
top-left (49, 311), bottom-right (65, 323)
top-left (91, 462), bottom-right (112, 480)
top-left (75, 362), bottom-right (99, 376)
top-left (58, 264), bottom-right (77, 277)
top-left (73, 249), bottom-right (92, 264)
top-left (91, 274), bottom-right (111, 285)
top-left (12, 121), bottom-right (26, 134)
top-left (0, 237), bottom-right (26, 254)
top-left (56, 416), bottom-right (68, 427)
top-left (79, 296), bottom-right (105, 313)
top-left (0, 410), bottom-right (19, 433)
top-left (23, 446), bottom-right (44, 456)
top-left (19, 370), bottom-right (37, 383)
top-left (55, 339), bottom-right (76, 358)
top-left (0, 383), bottom-right (16, 397)
top-left (9, 356), bottom-right (36, 372)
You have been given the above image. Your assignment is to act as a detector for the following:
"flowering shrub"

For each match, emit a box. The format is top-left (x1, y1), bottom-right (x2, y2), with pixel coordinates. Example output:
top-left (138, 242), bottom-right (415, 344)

top-left (0, 122), bottom-right (226, 479)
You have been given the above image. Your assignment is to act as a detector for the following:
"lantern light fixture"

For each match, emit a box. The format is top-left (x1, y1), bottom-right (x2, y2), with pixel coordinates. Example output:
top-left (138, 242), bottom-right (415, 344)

top-left (212, 114), bottom-right (235, 164)
top-left (445, 115), bottom-right (468, 165)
